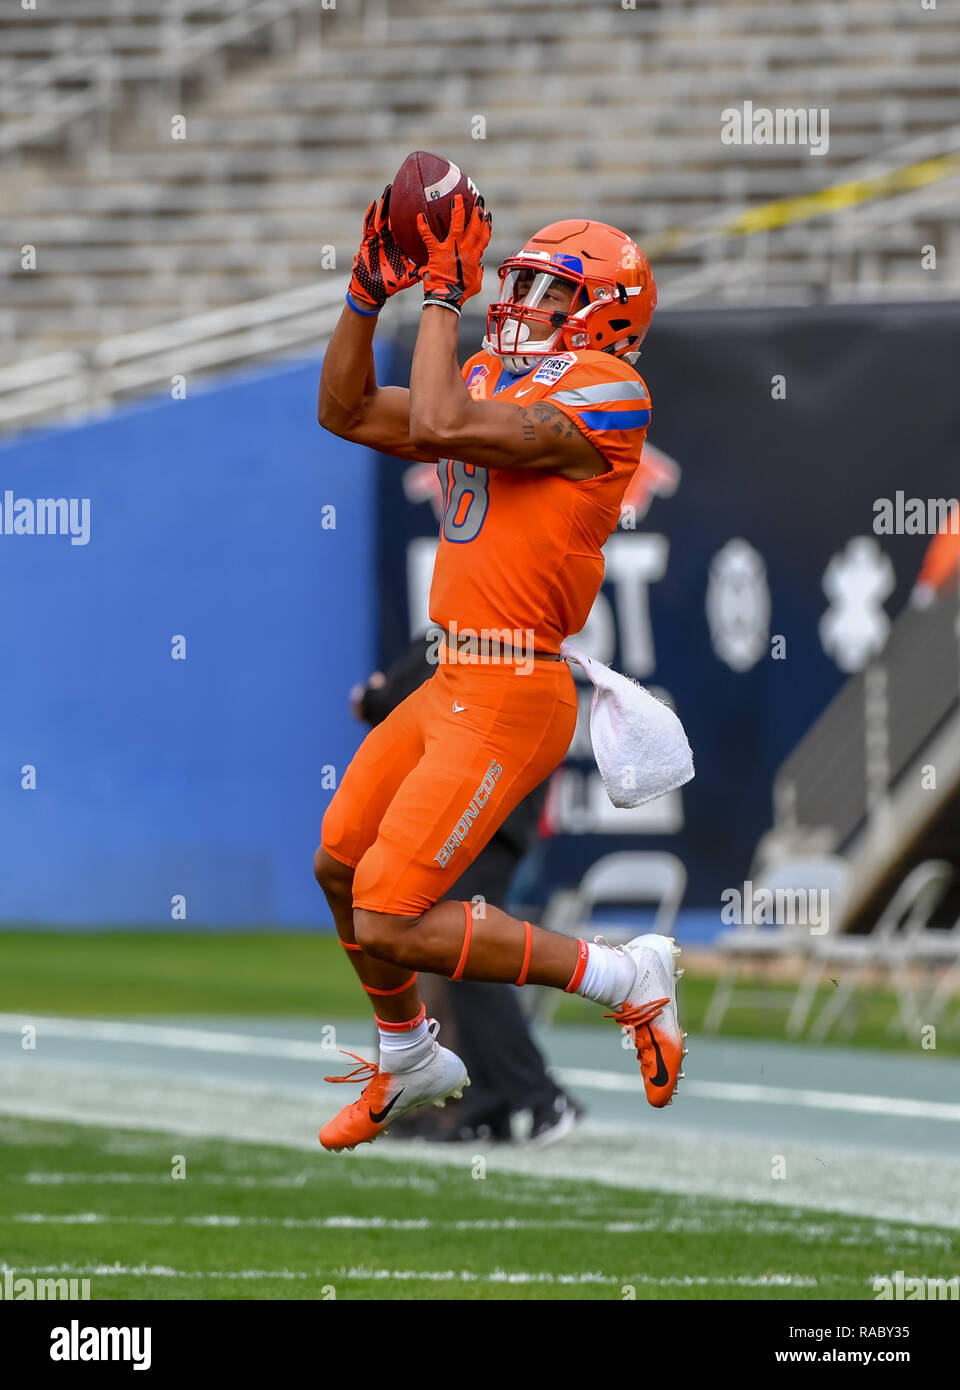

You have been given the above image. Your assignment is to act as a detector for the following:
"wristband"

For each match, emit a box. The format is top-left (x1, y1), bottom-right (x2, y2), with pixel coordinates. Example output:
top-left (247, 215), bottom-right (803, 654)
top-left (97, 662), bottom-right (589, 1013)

top-left (345, 289), bottom-right (381, 317)
top-left (422, 297), bottom-right (462, 319)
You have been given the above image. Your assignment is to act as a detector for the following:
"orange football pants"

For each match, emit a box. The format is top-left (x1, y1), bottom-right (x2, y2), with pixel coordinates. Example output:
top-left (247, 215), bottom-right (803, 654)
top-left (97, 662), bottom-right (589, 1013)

top-left (321, 655), bottom-right (578, 915)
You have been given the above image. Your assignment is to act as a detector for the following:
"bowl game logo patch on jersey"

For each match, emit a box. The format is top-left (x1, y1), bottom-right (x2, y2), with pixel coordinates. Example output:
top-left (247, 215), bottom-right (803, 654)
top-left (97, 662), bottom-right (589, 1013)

top-left (531, 353), bottom-right (578, 386)
top-left (465, 363), bottom-right (490, 394)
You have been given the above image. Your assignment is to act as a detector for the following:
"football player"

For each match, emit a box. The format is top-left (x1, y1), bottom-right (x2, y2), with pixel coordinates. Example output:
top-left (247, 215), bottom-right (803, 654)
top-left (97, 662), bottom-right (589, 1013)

top-left (314, 189), bottom-right (686, 1150)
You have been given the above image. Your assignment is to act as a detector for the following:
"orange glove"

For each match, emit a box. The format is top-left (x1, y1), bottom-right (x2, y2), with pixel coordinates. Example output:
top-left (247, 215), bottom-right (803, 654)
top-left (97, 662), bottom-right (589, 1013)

top-left (417, 195), bottom-right (492, 315)
top-left (347, 185), bottom-right (420, 314)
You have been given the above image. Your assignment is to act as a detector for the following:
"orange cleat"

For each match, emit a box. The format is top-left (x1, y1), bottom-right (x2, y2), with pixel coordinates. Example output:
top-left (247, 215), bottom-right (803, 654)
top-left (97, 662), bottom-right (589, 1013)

top-left (319, 1041), bottom-right (469, 1153)
top-left (605, 934), bottom-right (687, 1108)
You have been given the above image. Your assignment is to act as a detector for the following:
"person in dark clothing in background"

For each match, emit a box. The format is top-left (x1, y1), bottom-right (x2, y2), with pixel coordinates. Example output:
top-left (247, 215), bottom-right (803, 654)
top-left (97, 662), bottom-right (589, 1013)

top-left (351, 632), bottom-right (584, 1145)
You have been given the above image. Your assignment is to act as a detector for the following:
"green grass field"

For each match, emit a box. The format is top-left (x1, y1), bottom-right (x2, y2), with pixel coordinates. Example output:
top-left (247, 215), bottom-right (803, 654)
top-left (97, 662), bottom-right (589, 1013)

top-left (3, 1115), bottom-right (955, 1301)
top-left (2, 929), bottom-right (956, 1054)
top-left (3, 931), bottom-right (959, 1302)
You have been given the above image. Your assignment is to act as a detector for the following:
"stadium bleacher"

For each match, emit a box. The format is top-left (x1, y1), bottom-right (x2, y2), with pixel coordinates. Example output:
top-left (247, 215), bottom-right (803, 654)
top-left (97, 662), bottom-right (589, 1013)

top-left (1, 0), bottom-right (959, 387)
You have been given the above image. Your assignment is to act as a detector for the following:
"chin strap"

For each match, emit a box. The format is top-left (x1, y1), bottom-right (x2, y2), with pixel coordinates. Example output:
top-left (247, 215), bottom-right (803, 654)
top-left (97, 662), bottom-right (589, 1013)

top-left (481, 331), bottom-right (564, 377)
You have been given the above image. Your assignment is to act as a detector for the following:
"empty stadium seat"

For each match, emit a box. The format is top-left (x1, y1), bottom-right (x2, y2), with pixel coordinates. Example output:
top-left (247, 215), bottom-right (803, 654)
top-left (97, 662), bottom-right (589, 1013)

top-left (1, 0), bottom-right (959, 392)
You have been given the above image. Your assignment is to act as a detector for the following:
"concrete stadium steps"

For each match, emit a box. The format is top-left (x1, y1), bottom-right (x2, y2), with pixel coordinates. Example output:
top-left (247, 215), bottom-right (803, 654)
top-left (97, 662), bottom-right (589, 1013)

top-left (1, 0), bottom-right (958, 367)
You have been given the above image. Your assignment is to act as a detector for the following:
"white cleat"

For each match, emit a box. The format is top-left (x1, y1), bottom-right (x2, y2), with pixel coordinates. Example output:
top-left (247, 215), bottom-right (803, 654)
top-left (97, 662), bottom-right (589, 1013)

top-left (319, 1021), bottom-right (469, 1152)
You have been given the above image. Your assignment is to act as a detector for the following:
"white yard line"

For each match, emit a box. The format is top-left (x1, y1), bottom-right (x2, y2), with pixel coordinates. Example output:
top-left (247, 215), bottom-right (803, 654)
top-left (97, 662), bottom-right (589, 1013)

top-left (7, 1212), bottom-right (954, 1246)
top-left (3, 1013), bottom-right (958, 1122)
top-left (21, 1171), bottom-right (318, 1187)
top-left (556, 1068), bottom-right (960, 1123)
top-left (0, 1260), bottom-right (829, 1288)
top-left (0, 1014), bottom-right (348, 1063)
top-left (3, 1060), bottom-right (960, 1230)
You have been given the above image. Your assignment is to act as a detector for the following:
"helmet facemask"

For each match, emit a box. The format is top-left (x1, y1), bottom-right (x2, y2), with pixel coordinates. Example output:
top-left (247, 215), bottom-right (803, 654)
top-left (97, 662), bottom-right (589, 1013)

top-left (482, 262), bottom-right (589, 375)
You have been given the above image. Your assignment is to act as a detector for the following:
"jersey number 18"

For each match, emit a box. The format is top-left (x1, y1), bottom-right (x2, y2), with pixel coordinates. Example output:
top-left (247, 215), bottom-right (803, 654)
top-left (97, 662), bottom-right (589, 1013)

top-left (438, 458), bottom-right (489, 543)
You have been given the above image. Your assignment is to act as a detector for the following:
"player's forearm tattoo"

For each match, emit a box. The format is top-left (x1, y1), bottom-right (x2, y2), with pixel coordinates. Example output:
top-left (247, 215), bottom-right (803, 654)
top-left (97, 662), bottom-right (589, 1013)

top-left (518, 403), bottom-right (580, 442)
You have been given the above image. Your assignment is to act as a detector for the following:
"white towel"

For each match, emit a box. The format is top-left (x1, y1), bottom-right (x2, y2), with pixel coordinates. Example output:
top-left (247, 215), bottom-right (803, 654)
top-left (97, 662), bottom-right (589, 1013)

top-left (560, 639), bottom-right (695, 808)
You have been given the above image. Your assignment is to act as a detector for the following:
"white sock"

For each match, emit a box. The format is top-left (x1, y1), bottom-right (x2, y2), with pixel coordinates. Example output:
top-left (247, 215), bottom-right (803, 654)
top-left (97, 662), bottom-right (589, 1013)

top-left (378, 1016), bottom-right (433, 1073)
top-left (575, 941), bottom-right (636, 1007)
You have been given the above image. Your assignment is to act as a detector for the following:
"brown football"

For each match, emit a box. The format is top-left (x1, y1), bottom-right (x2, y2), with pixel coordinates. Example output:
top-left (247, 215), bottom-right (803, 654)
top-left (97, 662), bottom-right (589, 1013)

top-left (388, 150), bottom-right (482, 266)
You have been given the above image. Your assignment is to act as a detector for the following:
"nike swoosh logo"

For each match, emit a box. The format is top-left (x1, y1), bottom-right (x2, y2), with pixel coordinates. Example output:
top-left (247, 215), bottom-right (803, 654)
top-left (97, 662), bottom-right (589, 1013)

top-left (369, 1088), bottom-right (405, 1125)
top-left (452, 701), bottom-right (466, 712)
top-left (645, 1025), bottom-right (669, 1088)
top-left (516, 386), bottom-right (535, 397)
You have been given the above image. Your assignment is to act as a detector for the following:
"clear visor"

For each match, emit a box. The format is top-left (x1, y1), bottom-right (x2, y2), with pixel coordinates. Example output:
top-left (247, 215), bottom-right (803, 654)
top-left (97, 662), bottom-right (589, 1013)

top-left (492, 267), bottom-right (585, 356)
top-left (500, 267), bottom-right (583, 317)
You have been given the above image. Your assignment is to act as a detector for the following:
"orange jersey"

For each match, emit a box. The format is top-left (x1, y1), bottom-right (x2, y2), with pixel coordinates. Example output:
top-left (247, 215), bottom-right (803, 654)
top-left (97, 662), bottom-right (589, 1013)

top-left (428, 347), bottom-right (651, 650)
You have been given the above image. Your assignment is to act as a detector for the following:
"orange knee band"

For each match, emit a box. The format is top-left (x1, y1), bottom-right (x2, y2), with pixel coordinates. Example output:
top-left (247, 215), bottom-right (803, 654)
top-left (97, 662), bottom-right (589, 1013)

top-left (361, 972), bottom-right (419, 997)
top-left (450, 901), bottom-right (473, 981)
top-left (339, 939), bottom-right (362, 952)
top-left (514, 920), bottom-right (533, 987)
top-left (451, 908), bottom-right (534, 986)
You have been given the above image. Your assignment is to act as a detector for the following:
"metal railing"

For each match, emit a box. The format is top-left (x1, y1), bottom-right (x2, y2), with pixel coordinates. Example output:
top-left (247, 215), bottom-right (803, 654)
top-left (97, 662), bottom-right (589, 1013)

top-left (657, 122), bottom-right (960, 307)
top-left (0, 277), bottom-right (349, 432)
top-left (3, 111), bottom-right (960, 430)
top-left (0, 0), bottom-right (319, 156)
top-left (771, 584), bottom-right (960, 924)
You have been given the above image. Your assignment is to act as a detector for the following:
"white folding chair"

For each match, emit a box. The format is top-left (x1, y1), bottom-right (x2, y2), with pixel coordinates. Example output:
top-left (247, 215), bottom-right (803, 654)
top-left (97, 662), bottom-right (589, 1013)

top-left (704, 854), bottom-right (851, 1036)
top-left (805, 860), bottom-right (954, 1043)
top-left (532, 852), bottom-right (686, 1025)
top-left (883, 899), bottom-right (960, 1039)
top-left (576, 852), bottom-right (687, 943)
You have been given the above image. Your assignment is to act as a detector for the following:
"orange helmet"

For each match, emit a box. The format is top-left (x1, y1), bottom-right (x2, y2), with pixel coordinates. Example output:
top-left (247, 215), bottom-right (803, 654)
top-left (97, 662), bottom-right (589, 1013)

top-left (483, 219), bottom-right (657, 375)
